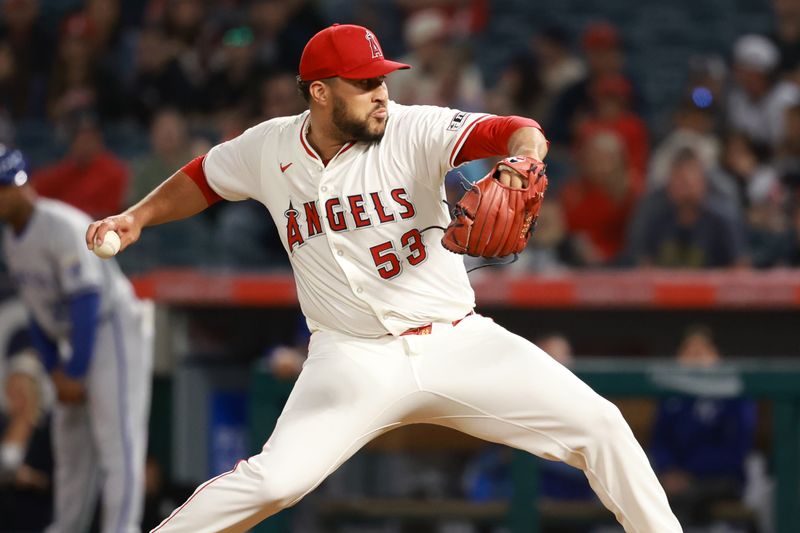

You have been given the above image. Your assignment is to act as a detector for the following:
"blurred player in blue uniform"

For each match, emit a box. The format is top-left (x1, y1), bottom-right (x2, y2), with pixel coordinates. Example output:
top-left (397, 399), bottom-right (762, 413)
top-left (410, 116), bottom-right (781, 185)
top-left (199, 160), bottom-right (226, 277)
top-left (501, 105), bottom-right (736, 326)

top-left (0, 144), bottom-right (153, 532)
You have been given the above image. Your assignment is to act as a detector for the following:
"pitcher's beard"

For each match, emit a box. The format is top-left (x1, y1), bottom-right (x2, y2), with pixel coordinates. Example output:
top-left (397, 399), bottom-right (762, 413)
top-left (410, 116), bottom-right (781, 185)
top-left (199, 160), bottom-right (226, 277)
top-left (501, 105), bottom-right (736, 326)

top-left (331, 96), bottom-right (386, 143)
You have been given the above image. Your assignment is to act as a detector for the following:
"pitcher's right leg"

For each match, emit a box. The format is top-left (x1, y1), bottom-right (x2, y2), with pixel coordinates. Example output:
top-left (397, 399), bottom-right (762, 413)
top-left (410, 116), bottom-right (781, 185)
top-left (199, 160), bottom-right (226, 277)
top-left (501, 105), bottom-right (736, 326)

top-left (151, 332), bottom-right (420, 533)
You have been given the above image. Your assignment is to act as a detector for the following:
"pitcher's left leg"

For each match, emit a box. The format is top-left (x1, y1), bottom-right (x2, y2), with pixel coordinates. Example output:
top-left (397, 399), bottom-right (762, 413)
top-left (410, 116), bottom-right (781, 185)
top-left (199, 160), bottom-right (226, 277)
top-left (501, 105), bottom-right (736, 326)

top-left (417, 316), bottom-right (682, 533)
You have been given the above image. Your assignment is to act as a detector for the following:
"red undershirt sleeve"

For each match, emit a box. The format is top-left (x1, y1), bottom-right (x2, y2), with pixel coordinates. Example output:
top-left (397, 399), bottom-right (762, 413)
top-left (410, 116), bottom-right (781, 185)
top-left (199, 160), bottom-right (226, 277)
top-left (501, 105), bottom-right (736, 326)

top-left (453, 115), bottom-right (546, 166)
top-left (181, 155), bottom-right (223, 205)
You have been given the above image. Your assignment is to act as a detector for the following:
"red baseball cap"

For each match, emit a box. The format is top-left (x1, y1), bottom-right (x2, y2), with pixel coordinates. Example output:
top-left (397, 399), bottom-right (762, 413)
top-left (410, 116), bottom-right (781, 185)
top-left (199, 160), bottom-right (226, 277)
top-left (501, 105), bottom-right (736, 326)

top-left (299, 23), bottom-right (411, 81)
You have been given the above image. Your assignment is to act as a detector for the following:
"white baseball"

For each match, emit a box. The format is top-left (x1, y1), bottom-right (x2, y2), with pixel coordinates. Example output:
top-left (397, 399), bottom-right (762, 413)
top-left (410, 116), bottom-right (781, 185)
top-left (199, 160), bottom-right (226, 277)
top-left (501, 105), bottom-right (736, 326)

top-left (93, 230), bottom-right (121, 259)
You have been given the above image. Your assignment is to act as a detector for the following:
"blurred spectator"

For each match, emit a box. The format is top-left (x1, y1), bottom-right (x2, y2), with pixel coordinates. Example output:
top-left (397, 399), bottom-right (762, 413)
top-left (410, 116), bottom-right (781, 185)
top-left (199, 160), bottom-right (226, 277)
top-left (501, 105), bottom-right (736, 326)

top-left (32, 109), bottom-right (129, 219)
top-left (712, 132), bottom-right (791, 267)
top-left (320, 0), bottom-right (405, 58)
top-left (648, 100), bottom-right (721, 192)
top-left (248, 0), bottom-right (293, 67)
top-left (712, 132), bottom-right (791, 268)
top-left (516, 201), bottom-right (579, 272)
top-left (547, 21), bottom-right (638, 145)
top-left (485, 52), bottom-right (544, 119)
top-left (128, 108), bottom-right (194, 206)
top-left (248, 0), bottom-right (326, 72)
top-left (159, 0), bottom-right (209, 83)
top-left (0, 351), bottom-right (52, 533)
top-left (131, 24), bottom-right (200, 124)
top-left (531, 25), bottom-right (585, 125)
top-left (390, 9), bottom-right (483, 109)
top-left (214, 200), bottom-right (290, 270)
top-left (159, 0), bottom-right (207, 44)
top-left (395, 0), bottom-right (489, 25)
top-left (85, 0), bottom-right (138, 87)
top-left (86, 0), bottom-right (122, 52)
top-left (214, 108), bottom-right (250, 143)
top-left (650, 326), bottom-right (757, 528)
top-left (711, 131), bottom-right (781, 211)
top-left (633, 148), bottom-right (747, 268)
top-left (685, 54), bottom-right (728, 130)
top-left (727, 34), bottom-right (800, 148)
top-left (775, 102), bottom-right (800, 191)
top-left (746, 196), bottom-right (792, 268)
top-left (250, 70), bottom-right (307, 123)
top-left (560, 130), bottom-right (639, 266)
top-left (47, 13), bottom-right (125, 122)
top-left (0, 42), bottom-right (20, 115)
top-left (205, 26), bottom-right (259, 114)
top-left (577, 74), bottom-right (649, 185)
top-left (0, 0), bottom-right (52, 120)
top-left (769, 0), bottom-right (800, 74)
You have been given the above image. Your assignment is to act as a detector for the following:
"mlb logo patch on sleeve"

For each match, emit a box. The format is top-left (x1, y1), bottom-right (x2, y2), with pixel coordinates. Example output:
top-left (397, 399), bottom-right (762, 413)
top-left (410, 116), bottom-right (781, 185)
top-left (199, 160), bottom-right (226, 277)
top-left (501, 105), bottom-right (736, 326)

top-left (447, 112), bottom-right (470, 131)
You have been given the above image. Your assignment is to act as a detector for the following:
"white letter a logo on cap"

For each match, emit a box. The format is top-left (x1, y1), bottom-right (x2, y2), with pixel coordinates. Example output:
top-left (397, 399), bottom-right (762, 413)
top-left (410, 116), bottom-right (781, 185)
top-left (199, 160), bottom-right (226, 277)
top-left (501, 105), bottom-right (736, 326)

top-left (366, 31), bottom-right (382, 59)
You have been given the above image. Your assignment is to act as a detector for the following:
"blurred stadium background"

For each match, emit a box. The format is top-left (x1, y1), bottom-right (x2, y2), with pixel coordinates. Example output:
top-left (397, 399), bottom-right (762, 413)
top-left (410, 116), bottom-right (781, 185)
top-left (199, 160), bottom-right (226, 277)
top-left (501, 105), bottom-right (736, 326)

top-left (1, 0), bottom-right (800, 532)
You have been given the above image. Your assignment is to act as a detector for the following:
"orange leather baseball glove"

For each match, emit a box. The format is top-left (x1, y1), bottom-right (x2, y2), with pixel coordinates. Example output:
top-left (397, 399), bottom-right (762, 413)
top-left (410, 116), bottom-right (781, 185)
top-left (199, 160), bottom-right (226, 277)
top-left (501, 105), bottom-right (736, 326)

top-left (442, 156), bottom-right (548, 258)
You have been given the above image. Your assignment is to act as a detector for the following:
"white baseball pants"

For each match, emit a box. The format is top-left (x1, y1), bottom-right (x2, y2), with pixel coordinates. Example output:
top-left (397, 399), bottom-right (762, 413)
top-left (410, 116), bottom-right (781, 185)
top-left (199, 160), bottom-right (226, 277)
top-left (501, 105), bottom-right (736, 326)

top-left (153, 314), bottom-right (681, 533)
top-left (46, 301), bottom-right (153, 533)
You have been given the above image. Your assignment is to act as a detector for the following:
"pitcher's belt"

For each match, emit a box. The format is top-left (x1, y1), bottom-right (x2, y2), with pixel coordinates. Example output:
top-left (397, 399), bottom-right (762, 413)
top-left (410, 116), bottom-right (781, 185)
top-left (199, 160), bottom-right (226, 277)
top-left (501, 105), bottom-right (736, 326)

top-left (398, 311), bottom-right (474, 336)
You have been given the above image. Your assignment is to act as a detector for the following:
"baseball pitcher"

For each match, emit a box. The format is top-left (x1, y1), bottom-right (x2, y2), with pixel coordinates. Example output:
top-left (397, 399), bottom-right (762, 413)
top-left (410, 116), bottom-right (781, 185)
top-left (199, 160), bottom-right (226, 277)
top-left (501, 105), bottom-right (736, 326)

top-left (87, 24), bottom-right (681, 533)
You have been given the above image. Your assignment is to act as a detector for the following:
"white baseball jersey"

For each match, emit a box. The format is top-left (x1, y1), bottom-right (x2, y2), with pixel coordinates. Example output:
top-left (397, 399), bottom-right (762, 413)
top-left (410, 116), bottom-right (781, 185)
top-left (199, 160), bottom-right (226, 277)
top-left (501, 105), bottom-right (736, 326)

top-left (204, 102), bottom-right (490, 337)
top-left (3, 199), bottom-right (138, 340)
top-left (3, 199), bottom-right (152, 533)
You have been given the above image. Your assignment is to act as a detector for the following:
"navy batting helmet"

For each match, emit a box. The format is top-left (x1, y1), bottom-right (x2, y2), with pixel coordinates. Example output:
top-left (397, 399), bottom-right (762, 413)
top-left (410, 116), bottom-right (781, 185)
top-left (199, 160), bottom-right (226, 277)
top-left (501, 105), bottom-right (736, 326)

top-left (0, 144), bottom-right (28, 187)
